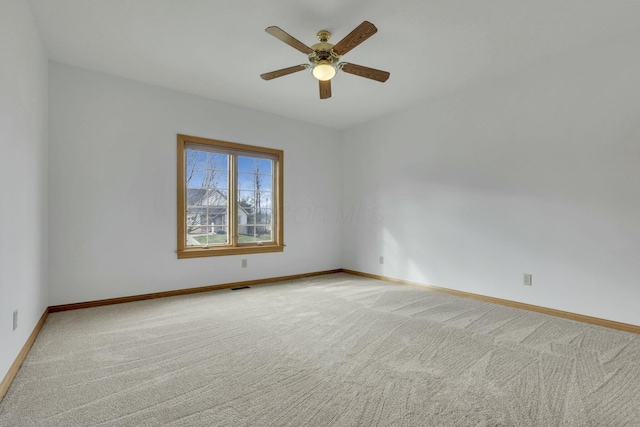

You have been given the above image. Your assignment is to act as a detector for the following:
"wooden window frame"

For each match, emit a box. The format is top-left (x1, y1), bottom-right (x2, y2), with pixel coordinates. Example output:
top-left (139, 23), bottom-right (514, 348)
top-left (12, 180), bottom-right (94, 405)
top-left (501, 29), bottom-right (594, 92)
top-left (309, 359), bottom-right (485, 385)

top-left (177, 134), bottom-right (284, 259)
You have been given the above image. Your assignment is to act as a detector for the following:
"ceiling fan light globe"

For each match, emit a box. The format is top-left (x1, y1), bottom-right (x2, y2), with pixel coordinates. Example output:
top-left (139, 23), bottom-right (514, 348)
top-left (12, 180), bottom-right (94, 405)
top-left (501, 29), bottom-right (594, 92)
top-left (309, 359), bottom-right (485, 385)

top-left (312, 64), bottom-right (336, 81)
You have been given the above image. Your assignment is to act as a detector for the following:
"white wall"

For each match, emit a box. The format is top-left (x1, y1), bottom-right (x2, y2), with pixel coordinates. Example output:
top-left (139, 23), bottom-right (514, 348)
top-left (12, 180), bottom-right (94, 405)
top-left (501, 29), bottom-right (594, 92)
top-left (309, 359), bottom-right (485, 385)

top-left (48, 63), bottom-right (342, 306)
top-left (0, 0), bottom-right (48, 381)
top-left (342, 33), bottom-right (640, 325)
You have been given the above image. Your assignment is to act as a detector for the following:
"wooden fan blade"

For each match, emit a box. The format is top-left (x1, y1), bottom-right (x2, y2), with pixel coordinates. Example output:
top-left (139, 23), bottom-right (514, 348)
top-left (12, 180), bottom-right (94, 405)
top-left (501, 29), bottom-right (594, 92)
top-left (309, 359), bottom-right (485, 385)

top-left (265, 26), bottom-right (314, 55)
top-left (319, 79), bottom-right (332, 99)
top-left (332, 21), bottom-right (378, 56)
top-left (260, 64), bottom-right (308, 80)
top-left (341, 63), bottom-right (390, 82)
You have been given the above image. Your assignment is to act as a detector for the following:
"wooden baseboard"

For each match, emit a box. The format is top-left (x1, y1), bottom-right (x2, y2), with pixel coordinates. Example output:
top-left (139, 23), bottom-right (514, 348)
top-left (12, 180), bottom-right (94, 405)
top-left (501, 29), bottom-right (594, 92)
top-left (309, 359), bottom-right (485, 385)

top-left (341, 269), bottom-right (640, 335)
top-left (48, 267), bottom-right (640, 333)
top-left (0, 308), bottom-right (49, 402)
top-left (49, 269), bottom-right (343, 313)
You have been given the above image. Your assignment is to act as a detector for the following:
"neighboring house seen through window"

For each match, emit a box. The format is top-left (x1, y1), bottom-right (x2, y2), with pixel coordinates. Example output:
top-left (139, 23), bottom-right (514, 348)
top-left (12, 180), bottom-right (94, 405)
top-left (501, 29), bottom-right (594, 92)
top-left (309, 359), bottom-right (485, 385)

top-left (177, 135), bottom-right (284, 258)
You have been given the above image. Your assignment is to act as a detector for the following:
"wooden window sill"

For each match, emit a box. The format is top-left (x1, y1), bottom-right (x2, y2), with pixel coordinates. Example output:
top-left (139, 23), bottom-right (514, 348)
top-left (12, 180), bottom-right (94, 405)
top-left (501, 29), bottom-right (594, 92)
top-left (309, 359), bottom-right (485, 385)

top-left (177, 245), bottom-right (285, 259)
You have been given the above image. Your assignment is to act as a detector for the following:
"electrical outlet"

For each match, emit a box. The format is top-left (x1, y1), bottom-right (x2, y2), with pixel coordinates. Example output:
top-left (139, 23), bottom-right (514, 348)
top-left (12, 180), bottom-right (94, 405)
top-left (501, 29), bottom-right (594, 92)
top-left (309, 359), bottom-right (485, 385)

top-left (523, 273), bottom-right (533, 286)
top-left (241, 259), bottom-right (247, 268)
top-left (379, 256), bottom-right (384, 264)
top-left (13, 310), bottom-right (18, 331)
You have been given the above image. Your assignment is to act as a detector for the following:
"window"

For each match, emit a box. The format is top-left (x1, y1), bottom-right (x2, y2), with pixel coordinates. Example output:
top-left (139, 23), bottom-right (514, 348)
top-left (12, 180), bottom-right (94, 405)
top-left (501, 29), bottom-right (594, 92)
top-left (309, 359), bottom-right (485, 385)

top-left (177, 134), bottom-right (284, 258)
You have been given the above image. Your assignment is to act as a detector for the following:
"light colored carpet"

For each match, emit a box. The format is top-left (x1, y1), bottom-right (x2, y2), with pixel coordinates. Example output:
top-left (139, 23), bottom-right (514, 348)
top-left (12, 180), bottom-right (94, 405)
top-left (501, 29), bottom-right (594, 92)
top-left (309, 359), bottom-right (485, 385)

top-left (1, 273), bottom-right (639, 426)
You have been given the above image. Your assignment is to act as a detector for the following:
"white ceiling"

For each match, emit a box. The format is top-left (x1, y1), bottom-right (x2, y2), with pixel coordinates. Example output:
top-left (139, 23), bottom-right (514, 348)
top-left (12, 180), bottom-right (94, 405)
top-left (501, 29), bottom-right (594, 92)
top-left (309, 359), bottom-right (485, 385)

top-left (29, 0), bottom-right (640, 130)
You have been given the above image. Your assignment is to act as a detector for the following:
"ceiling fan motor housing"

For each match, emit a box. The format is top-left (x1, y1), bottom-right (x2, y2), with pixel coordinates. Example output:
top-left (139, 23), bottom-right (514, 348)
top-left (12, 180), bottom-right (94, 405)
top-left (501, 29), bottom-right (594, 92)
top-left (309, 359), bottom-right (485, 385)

top-left (310, 43), bottom-right (338, 65)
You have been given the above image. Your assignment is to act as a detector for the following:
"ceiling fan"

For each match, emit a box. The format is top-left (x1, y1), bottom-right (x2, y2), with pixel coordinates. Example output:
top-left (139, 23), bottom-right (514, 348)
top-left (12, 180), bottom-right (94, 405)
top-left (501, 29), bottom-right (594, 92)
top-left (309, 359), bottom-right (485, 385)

top-left (260, 21), bottom-right (390, 99)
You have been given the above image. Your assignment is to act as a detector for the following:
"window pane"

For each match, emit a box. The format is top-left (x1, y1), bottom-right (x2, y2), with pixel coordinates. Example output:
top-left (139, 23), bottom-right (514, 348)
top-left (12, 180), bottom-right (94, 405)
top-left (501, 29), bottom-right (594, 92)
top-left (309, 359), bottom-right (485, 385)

top-left (186, 148), bottom-right (230, 247)
top-left (238, 173), bottom-right (273, 192)
top-left (212, 228), bottom-right (228, 246)
top-left (237, 155), bottom-right (274, 243)
top-left (200, 153), bottom-right (229, 190)
top-left (238, 172), bottom-right (255, 191)
top-left (186, 150), bottom-right (206, 169)
top-left (237, 190), bottom-right (254, 207)
top-left (238, 158), bottom-right (272, 192)
top-left (186, 150), bottom-right (206, 188)
top-left (187, 151), bottom-right (229, 189)
top-left (238, 229), bottom-right (272, 243)
top-left (238, 191), bottom-right (272, 208)
top-left (187, 188), bottom-right (207, 207)
top-left (236, 155), bottom-right (274, 244)
top-left (258, 191), bottom-right (272, 208)
top-left (205, 227), bottom-right (228, 245)
top-left (186, 207), bottom-right (207, 236)
top-left (186, 215), bottom-right (229, 246)
top-left (207, 153), bottom-right (228, 171)
top-left (204, 189), bottom-right (228, 207)
top-left (188, 169), bottom-right (207, 188)
top-left (259, 175), bottom-right (273, 192)
top-left (256, 208), bottom-right (272, 228)
top-left (187, 226), bottom-right (230, 247)
top-left (238, 207), bottom-right (273, 243)
top-left (237, 157), bottom-right (272, 174)
top-left (187, 226), bottom-right (212, 246)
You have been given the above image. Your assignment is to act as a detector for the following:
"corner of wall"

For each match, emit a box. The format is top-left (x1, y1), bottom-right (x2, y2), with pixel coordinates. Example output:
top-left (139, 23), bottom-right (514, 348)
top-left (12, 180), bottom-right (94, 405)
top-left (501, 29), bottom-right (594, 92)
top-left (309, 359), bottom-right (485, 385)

top-left (0, 0), bottom-right (50, 386)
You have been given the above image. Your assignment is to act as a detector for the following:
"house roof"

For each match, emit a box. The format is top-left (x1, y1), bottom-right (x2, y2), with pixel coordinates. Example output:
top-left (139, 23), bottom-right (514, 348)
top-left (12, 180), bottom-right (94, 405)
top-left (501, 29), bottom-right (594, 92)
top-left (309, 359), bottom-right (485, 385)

top-left (187, 188), bottom-right (250, 215)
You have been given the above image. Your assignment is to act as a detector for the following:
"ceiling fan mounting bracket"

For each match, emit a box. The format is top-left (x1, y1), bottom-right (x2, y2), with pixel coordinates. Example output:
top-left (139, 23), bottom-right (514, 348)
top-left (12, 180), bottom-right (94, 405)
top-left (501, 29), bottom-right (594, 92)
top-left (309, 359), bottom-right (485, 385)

top-left (316, 30), bottom-right (331, 43)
